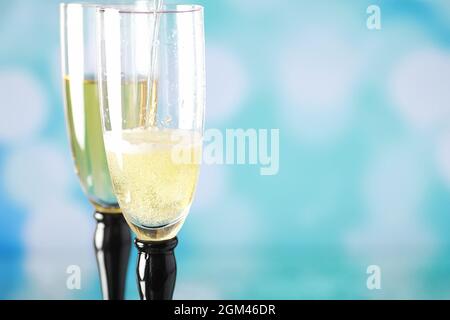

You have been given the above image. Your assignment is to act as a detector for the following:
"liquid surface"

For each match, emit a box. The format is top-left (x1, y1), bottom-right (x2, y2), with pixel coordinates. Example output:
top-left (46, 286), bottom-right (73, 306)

top-left (105, 128), bottom-right (202, 241)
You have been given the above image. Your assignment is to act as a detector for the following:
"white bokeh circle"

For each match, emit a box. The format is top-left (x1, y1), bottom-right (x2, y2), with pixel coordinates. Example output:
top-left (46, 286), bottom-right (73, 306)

top-left (280, 30), bottom-right (361, 108)
top-left (389, 48), bottom-right (450, 132)
top-left (278, 27), bottom-right (362, 145)
top-left (344, 145), bottom-right (436, 297)
top-left (2, 143), bottom-right (73, 207)
top-left (347, 145), bottom-right (433, 245)
top-left (23, 199), bottom-right (92, 250)
top-left (0, 70), bottom-right (48, 143)
top-left (345, 145), bottom-right (435, 297)
top-left (206, 44), bottom-right (249, 124)
top-left (23, 199), bottom-right (95, 299)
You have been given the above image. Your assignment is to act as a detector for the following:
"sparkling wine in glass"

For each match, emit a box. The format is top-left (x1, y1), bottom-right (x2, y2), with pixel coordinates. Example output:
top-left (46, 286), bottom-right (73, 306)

top-left (60, 2), bottom-right (137, 300)
top-left (61, 3), bottom-right (120, 214)
top-left (97, 4), bottom-right (205, 299)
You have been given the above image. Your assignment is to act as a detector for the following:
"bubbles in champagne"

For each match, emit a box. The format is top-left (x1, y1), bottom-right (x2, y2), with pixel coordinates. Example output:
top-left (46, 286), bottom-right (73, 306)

top-left (105, 128), bottom-right (202, 241)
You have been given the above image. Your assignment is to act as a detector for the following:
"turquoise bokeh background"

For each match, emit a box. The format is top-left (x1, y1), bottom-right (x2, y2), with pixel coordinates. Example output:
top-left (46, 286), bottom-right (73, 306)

top-left (1, 0), bottom-right (450, 299)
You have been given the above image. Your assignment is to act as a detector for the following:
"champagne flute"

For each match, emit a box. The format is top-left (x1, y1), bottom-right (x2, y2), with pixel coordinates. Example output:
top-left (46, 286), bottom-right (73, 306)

top-left (97, 4), bottom-right (205, 300)
top-left (60, 2), bottom-right (134, 300)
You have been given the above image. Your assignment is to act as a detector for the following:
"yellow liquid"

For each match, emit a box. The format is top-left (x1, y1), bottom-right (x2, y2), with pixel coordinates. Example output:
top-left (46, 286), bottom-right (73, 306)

top-left (64, 77), bottom-right (119, 212)
top-left (64, 77), bottom-right (149, 213)
top-left (105, 128), bottom-right (202, 241)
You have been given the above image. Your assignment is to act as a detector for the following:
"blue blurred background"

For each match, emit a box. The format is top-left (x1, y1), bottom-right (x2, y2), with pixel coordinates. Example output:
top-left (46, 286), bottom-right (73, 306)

top-left (1, 0), bottom-right (450, 299)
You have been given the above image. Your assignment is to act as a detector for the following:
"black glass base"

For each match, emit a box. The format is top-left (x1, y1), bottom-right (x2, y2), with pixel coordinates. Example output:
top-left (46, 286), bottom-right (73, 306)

top-left (135, 237), bottom-right (178, 301)
top-left (94, 212), bottom-right (132, 300)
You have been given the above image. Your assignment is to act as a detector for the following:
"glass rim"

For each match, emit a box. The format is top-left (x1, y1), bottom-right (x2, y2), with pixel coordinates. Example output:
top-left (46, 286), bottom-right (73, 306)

top-left (101, 4), bottom-right (203, 14)
top-left (60, 3), bottom-right (203, 14)
top-left (60, 2), bottom-right (105, 9)
top-left (59, 1), bottom-right (204, 14)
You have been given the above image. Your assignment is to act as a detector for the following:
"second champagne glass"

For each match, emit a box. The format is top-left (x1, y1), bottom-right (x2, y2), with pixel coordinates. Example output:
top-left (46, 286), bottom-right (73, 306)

top-left (97, 4), bottom-right (205, 299)
top-left (60, 2), bottom-right (135, 300)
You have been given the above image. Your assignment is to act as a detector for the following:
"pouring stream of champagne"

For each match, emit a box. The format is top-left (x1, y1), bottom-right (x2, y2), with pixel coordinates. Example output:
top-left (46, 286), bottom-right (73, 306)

top-left (140, 0), bottom-right (163, 128)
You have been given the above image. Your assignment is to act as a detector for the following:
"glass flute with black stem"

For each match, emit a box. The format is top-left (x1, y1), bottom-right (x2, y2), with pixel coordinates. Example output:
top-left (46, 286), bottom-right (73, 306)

top-left (60, 2), bottom-right (137, 300)
top-left (97, 4), bottom-right (205, 300)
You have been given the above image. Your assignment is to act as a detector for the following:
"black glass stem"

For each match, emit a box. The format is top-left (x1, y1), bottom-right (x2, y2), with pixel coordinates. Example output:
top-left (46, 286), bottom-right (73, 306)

top-left (135, 237), bottom-right (178, 300)
top-left (94, 212), bottom-right (132, 300)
